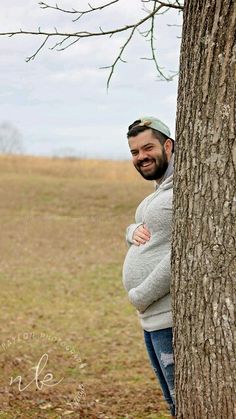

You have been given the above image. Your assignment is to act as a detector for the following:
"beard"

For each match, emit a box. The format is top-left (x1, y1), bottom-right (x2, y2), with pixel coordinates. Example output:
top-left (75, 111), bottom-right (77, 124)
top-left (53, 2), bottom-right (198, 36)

top-left (134, 147), bottom-right (169, 181)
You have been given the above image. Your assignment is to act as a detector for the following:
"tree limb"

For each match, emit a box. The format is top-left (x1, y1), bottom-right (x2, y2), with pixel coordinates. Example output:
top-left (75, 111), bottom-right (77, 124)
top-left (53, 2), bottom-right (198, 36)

top-left (142, 0), bottom-right (183, 9)
top-left (39, 0), bottom-right (119, 22)
top-left (0, 0), bottom-right (184, 86)
top-left (26, 34), bottom-right (50, 61)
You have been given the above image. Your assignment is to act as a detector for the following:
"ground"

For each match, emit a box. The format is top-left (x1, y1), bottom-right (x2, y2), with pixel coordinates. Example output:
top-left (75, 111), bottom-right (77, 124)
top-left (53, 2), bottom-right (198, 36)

top-left (0, 155), bottom-right (172, 419)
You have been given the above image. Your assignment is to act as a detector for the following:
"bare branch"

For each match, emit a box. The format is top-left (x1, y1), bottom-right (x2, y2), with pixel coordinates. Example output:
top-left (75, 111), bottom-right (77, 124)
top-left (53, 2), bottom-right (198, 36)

top-left (100, 1), bottom-right (174, 88)
top-left (49, 35), bottom-right (71, 50)
top-left (73, 0), bottom-right (119, 22)
top-left (138, 1), bottom-right (175, 81)
top-left (0, 3), bottom-right (164, 52)
top-left (142, 0), bottom-right (183, 9)
top-left (26, 35), bottom-right (50, 61)
top-left (0, 1), bottom-right (183, 39)
top-left (39, 1), bottom-right (76, 13)
top-left (144, 1), bottom-right (170, 80)
top-left (138, 27), bottom-right (152, 38)
top-left (39, 0), bottom-right (119, 22)
top-left (0, 0), bottom-right (184, 84)
top-left (57, 37), bottom-right (80, 51)
top-left (102, 26), bottom-right (136, 90)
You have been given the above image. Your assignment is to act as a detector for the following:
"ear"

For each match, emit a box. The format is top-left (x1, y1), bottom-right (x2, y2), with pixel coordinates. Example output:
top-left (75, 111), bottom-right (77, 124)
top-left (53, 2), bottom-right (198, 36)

top-left (164, 138), bottom-right (173, 154)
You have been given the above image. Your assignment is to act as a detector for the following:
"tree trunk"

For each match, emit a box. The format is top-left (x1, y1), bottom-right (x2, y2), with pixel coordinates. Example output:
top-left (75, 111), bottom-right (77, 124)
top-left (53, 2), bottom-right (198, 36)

top-left (172, 1), bottom-right (236, 418)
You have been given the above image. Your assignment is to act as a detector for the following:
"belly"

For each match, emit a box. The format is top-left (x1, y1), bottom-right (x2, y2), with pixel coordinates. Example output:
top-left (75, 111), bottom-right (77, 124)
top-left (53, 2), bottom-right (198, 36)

top-left (122, 242), bottom-right (164, 292)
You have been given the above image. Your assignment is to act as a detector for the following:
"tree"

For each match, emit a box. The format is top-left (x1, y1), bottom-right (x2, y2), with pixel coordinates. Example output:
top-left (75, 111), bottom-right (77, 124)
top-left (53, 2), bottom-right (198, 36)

top-left (172, 1), bottom-right (236, 417)
top-left (0, 122), bottom-right (24, 154)
top-left (0, 1), bottom-right (235, 418)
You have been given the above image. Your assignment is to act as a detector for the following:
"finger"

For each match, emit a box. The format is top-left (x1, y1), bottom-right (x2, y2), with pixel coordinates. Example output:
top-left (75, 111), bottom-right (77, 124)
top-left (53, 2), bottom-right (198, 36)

top-left (133, 233), bottom-right (146, 242)
top-left (133, 239), bottom-right (140, 246)
top-left (143, 224), bottom-right (151, 235)
top-left (142, 232), bottom-right (151, 240)
top-left (136, 232), bottom-right (150, 240)
top-left (133, 233), bottom-right (145, 242)
top-left (138, 228), bottom-right (151, 238)
top-left (135, 237), bottom-right (147, 244)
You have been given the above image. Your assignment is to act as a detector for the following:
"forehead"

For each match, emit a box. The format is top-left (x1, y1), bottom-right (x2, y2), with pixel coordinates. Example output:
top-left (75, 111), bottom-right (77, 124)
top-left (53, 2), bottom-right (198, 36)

top-left (128, 129), bottom-right (160, 149)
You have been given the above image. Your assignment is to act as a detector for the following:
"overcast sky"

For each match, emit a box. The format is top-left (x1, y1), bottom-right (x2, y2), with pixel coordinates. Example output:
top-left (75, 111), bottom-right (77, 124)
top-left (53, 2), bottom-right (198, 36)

top-left (0, 1), bottom-right (182, 159)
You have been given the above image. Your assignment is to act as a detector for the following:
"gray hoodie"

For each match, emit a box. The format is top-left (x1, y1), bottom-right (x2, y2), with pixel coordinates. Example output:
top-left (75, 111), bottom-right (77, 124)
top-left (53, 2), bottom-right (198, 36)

top-left (122, 154), bottom-right (174, 331)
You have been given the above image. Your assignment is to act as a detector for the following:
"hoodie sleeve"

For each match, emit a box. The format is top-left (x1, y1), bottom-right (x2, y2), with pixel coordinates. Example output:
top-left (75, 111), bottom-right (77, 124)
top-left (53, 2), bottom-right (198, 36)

top-left (125, 222), bottom-right (143, 246)
top-left (128, 251), bottom-right (171, 312)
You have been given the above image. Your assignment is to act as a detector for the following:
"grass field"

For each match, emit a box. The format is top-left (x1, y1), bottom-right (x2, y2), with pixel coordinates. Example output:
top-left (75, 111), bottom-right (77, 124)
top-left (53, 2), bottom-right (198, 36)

top-left (0, 155), bottom-right (171, 419)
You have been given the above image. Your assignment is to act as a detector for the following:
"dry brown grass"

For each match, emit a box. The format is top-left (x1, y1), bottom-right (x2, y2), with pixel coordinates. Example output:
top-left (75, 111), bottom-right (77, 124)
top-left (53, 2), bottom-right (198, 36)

top-left (0, 155), bottom-right (171, 419)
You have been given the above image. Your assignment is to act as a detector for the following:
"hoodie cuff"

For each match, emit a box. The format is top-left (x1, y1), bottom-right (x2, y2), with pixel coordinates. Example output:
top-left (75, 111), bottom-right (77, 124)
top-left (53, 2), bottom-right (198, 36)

top-left (126, 223), bottom-right (143, 245)
top-left (128, 288), bottom-right (145, 312)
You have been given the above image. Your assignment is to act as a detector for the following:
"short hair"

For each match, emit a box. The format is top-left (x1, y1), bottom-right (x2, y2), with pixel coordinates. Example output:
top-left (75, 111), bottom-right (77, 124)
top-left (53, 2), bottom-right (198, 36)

top-left (127, 119), bottom-right (174, 153)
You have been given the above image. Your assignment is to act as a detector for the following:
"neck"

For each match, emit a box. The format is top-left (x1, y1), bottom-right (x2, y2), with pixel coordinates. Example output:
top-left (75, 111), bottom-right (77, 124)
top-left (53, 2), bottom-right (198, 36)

top-left (155, 174), bottom-right (164, 186)
top-left (155, 153), bottom-right (174, 187)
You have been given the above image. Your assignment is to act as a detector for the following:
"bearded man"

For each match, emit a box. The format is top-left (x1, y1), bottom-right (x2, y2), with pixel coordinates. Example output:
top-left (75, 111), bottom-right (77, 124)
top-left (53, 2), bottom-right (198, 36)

top-left (122, 116), bottom-right (176, 418)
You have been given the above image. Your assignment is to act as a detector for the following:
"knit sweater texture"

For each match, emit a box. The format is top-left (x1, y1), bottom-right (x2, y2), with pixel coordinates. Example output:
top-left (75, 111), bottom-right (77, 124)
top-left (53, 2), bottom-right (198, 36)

top-left (122, 154), bottom-right (174, 331)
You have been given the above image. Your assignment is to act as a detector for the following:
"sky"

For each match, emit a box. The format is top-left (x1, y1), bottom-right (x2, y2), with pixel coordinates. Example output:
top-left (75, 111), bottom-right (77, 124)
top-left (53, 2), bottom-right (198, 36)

top-left (0, 1), bottom-right (182, 159)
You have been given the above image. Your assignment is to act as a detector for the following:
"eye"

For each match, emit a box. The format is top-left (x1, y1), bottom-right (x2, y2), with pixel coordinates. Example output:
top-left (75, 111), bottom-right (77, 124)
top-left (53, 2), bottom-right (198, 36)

top-left (131, 150), bottom-right (138, 156)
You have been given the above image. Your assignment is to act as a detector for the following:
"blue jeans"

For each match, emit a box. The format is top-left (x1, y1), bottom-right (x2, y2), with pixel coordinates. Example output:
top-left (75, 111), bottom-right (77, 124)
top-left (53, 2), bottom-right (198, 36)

top-left (144, 328), bottom-right (175, 416)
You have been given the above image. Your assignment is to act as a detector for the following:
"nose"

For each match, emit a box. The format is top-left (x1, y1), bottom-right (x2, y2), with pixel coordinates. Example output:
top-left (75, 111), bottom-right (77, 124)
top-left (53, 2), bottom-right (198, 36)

top-left (137, 149), bottom-right (148, 161)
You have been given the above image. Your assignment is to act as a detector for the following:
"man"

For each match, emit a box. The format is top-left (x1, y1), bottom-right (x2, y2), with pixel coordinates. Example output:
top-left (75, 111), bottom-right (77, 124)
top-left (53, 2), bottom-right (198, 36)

top-left (122, 116), bottom-right (175, 418)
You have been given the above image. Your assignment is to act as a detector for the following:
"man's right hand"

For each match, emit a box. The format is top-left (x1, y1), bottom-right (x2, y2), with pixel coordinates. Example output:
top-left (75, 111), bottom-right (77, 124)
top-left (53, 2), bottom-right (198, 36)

top-left (132, 224), bottom-right (151, 246)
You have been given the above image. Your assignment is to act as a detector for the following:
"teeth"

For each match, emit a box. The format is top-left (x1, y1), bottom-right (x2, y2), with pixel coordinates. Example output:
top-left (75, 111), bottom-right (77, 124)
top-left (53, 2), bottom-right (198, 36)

top-left (141, 162), bottom-right (152, 167)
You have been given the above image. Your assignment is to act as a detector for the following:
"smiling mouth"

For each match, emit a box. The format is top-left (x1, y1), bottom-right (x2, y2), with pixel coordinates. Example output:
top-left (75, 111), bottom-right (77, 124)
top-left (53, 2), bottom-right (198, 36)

top-left (140, 161), bottom-right (153, 168)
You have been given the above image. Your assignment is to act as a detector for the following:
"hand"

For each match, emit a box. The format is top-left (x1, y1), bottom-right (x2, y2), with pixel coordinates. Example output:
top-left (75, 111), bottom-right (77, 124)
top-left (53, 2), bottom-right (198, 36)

top-left (132, 224), bottom-right (151, 246)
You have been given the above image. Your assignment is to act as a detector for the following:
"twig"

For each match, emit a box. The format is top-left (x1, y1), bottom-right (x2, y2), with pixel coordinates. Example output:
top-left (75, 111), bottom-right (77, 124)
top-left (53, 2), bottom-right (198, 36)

top-left (39, 0), bottom-right (119, 22)
top-left (0, 0), bottom-right (184, 86)
top-left (101, 26), bottom-right (136, 90)
top-left (142, 0), bottom-right (183, 10)
top-left (26, 34), bottom-right (49, 61)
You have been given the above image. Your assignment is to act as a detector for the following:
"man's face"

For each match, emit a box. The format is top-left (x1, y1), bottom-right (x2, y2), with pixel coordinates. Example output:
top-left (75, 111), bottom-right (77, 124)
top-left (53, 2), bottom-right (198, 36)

top-left (128, 129), bottom-right (170, 181)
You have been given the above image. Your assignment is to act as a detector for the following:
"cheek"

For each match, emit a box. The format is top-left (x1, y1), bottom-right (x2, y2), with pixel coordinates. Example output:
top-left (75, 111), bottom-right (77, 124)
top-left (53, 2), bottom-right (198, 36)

top-left (151, 151), bottom-right (160, 160)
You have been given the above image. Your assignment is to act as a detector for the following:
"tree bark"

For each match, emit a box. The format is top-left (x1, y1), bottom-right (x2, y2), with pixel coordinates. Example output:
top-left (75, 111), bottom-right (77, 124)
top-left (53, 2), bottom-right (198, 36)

top-left (172, 1), bottom-right (236, 418)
